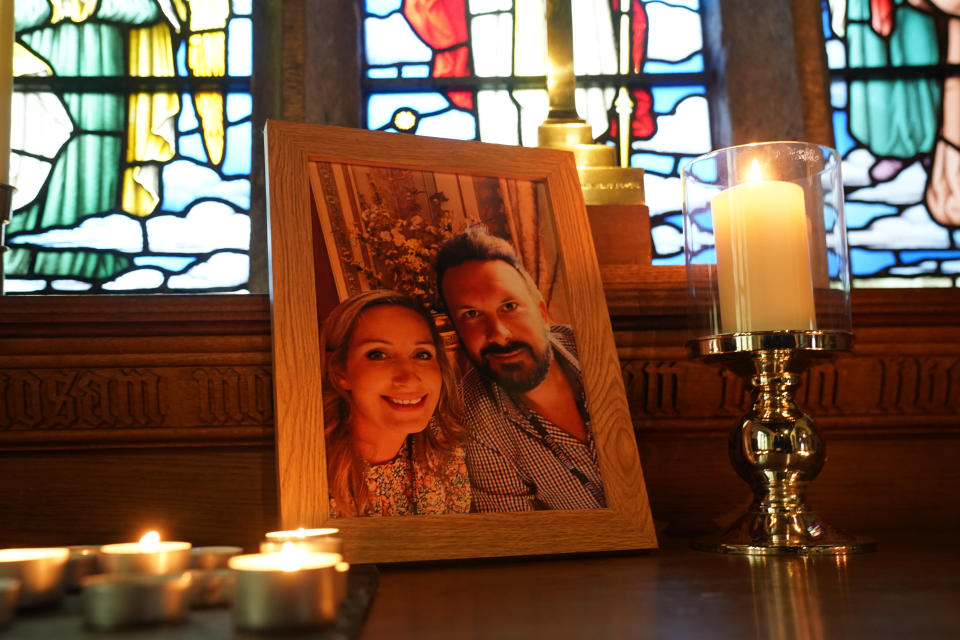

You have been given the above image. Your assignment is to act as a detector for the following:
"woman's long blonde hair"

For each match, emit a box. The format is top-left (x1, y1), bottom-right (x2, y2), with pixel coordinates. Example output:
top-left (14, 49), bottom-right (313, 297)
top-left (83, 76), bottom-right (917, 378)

top-left (320, 290), bottom-right (465, 516)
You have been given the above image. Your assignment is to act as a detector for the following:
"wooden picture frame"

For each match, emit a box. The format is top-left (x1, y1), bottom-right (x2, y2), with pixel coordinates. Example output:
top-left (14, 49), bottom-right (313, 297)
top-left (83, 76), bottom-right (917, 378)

top-left (265, 121), bottom-right (656, 563)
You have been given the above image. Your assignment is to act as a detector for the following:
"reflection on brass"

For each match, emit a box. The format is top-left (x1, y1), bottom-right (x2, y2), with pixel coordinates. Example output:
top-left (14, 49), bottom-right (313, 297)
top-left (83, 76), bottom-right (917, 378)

top-left (81, 572), bottom-right (192, 630)
top-left (538, 0), bottom-right (645, 206)
top-left (689, 330), bottom-right (876, 554)
top-left (0, 183), bottom-right (13, 296)
top-left (0, 579), bottom-right (19, 628)
top-left (0, 547), bottom-right (69, 608)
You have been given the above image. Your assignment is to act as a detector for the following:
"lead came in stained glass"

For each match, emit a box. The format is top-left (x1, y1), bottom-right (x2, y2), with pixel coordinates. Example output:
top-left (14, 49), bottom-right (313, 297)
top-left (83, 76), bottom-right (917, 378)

top-left (6, 0), bottom-right (253, 293)
top-left (360, 0), bottom-right (713, 264)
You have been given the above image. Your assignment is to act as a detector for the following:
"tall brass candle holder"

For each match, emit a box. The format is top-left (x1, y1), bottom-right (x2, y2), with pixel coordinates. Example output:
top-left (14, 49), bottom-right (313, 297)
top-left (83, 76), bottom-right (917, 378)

top-left (681, 141), bottom-right (875, 555)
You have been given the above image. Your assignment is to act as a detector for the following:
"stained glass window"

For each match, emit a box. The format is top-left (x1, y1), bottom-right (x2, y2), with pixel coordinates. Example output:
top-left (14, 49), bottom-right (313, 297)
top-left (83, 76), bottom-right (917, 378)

top-left (823, 0), bottom-right (960, 287)
top-left (5, 0), bottom-right (253, 294)
top-left (360, 0), bottom-right (713, 265)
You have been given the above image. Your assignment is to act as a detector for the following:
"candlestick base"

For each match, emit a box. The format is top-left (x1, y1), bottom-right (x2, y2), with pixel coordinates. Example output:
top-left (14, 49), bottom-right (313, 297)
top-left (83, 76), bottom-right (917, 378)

top-left (0, 183), bottom-right (12, 296)
top-left (689, 330), bottom-right (876, 556)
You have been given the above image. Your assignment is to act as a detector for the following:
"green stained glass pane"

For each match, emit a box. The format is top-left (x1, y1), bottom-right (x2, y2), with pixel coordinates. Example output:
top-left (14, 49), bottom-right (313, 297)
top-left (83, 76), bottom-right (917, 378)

top-left (21, 23), bottom-right (124, 77)
top-left (63, 93), bottom-right (124, 132)
top-left (29, 134), bottom-right (122, 230)
top-left (32, 250), bottom-right (132, 280)
top-left (13, 0), bottom-right (50, 31)
top-left (4, 248), bottom-right (34, 277)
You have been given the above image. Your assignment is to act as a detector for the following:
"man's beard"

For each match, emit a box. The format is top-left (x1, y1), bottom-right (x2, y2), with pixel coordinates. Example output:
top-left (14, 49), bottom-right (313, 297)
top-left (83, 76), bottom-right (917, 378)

top-left (477, 339), bottom-right (552, 394)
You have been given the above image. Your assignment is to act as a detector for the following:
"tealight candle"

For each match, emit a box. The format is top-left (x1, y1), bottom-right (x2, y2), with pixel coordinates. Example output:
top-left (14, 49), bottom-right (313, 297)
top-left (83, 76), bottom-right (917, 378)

top-left (81, 572), bottom-right (192, 630)
top-left (0, 547), bottom-right (69, 608)
top-left (187, 568), bottom-right (235, 609)
top-left (190, 546), bottom-right (243, 570)
top-left (65, 546), bottom-right (101, 592)
top-left (0, 578), bottom-right (19, 627)
top-left (229, 543), bottom-right (342, 632)
top-left (100, 532), bottom-right (191, 576)
top-left (263, 527), bottom-right (343, 554)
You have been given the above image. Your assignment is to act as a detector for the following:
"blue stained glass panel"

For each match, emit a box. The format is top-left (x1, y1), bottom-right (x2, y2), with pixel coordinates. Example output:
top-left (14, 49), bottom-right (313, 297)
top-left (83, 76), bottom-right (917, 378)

top-left (366, 0), bottom-right (403, 17)
top-left (133, 256), bottom-right (197, 272)
top-left (631, 152), bottom-right (675, 175)
top-left (844, 202), bottom-right (898, 229)
top-left (402, 64), bottom-right (431, 78)
top-left (178, 95), bottom-right (200, 132)
top-left (364, 15), bottom-right (432, 65)
top-left (644, 54), bottom-right (704, 74)
top-left (179, 132), bottom-right (208, 162)
top-left (232, 0), bottom-right (253, 15)
top-left (368, 67), bottom-right (399, 78)
top-left (223, 122), bottom-right (253, 175)
top-left (226, 93), bottom-right (253, 122)
top-left (651, 86), bottom-right (702, 114)
top-left (416, 110), bottom-right (477, 140)
top-left (900, 250), bottom-right (960, 265)
top-left (162, 161), bottom-right (251, 212)
top-left (176, 40), bottom-right (188, 77)
top-left (228, 18), bottom-right (253, 77)
top-left (850, 248), bottom-right (897, 276)
top-left (367, 92), bottom-right (451, 129)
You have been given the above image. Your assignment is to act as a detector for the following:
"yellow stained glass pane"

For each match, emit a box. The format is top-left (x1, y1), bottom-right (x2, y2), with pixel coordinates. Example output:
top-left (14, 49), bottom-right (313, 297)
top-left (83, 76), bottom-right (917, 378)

top-left (127, 24), bottom-right (178, 164)
top-left (194, 91), bottom-right (225, 165)
top-left (188, 31), bottom-right (226, 77)
top-left (122, 166), bottom-right (161, 217)
top-left (188, 0), bottom-right (229, 31)
top-left (49, 0), bottom-right (98, 24)
top-left (129, 23), bottom-right (175, 77)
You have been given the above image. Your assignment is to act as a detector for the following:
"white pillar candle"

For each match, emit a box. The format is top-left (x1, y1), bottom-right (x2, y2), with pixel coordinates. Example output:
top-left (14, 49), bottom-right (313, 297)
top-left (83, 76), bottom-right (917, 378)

top-left (0, 0), bottom-right (13, 185)
top-left (711, 163), bottom-right (817, 333)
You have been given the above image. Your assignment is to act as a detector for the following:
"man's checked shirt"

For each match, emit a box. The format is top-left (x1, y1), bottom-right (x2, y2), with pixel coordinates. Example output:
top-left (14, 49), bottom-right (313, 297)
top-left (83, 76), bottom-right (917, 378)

top-left (460, 325), bottom-right (607, 512)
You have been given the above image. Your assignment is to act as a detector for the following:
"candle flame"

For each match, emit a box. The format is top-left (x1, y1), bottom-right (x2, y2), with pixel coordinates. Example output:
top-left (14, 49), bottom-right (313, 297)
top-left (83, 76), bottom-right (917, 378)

top-left (279, 541), bottom-right (302, 572)
top-left (746, 159), bottom-right (765, 183)
top-left (138, 531), bottom-right (160, 552)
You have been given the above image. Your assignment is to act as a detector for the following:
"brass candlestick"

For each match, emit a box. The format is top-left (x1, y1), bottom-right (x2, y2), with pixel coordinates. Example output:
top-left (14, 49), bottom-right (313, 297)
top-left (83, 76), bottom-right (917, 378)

top-left (681, 141), bottom-right (874, 555)
top-left (689, 330), bottom-right (874, 554)
top-left (537, 0), bottom-right (645, 206)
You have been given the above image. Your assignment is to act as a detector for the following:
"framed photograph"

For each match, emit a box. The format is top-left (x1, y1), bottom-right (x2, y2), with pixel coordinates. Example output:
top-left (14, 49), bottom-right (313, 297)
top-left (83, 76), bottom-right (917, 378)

top-left (265, 121), bottom-right (656, 563)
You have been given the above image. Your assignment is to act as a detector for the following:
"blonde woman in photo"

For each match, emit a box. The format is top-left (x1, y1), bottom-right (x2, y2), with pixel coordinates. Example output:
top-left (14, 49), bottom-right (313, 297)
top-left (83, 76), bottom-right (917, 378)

top-left (321, 290), bottom-right (470, 517)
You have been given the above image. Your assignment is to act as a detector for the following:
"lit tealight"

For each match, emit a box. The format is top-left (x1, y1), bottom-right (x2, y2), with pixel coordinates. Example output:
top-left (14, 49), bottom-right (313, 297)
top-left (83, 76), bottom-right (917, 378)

top-left (262, 527), bottom-right (342, 555)
top-left (0, 548), bottom-right (69, 608)
top-left (229, 547), bottom-right (342, 631)
top-left (100, 532), bottom-right (191, 576)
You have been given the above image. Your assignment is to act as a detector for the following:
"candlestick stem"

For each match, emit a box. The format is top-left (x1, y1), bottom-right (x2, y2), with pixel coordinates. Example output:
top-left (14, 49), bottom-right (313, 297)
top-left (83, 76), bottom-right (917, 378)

top-left (690, 331), bottom-right (875, 555)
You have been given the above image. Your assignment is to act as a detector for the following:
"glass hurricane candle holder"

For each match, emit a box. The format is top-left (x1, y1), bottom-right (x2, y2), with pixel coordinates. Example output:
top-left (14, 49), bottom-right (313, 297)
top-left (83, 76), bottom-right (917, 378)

top-left (681, 141), bottom-right (874, 555)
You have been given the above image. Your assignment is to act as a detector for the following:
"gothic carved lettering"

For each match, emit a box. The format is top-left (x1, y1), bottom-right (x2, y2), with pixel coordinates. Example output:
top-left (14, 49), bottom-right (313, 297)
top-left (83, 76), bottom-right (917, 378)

top-left (0, 369), bottom-right (165, 430)
top-left (194, 367), bottom-right (274, 426)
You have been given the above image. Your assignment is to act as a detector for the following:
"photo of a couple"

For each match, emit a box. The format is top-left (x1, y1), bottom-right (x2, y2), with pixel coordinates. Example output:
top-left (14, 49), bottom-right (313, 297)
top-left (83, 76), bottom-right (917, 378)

top-left (320, 226), bottom-right (606, 517)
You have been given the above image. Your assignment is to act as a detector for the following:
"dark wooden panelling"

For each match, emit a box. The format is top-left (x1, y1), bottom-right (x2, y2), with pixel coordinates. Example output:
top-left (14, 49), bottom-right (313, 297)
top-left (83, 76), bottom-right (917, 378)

top-left (0, 446), bottom-right (277, 549)
top-left (2, 289), bottom-right (960, 546)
